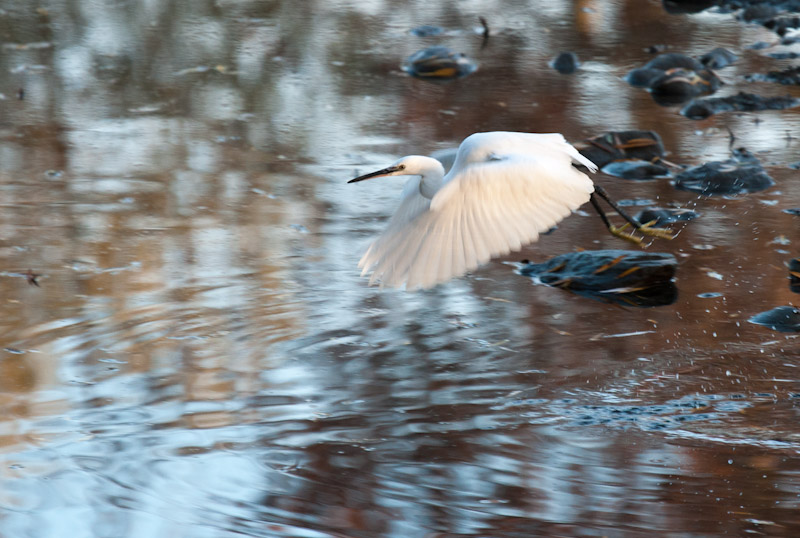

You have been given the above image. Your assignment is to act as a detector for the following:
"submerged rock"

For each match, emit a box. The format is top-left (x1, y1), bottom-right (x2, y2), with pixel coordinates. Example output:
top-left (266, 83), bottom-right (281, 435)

top-left (681, 91), bottom-right (800, 119)
top-left (699, 47), bottom-right (738, 69)
top-left (748, 306), bottom-right (800, 332)
top-left (410, 25), bottom-right (444, 37)
top-left (402, 47), bottom-right (478, 81)
top-left (746, 66), bottom-right (800, 85)
top-left (576, 130), bottom-right (666, 169)
top-left (649, 67), bottom-right (722, 105)
top-left (627, 53), bottom-right (722, 105)
top-left (662, 0), bottom-right (717, 14)
top-left (764, 15), bottom-right (800, 36)
top-left (635, 207), bottom-right (700, 226)
top-left (673, 149), bottom-right (774, 195)
top-left (518, 250), bottom-right (678, 307)
top-left (626, 53), bottom-right (704, 87)
top-left (550, 52), bottom-right (580, 74)
top-left (601, 160), bottom-right (672, 180)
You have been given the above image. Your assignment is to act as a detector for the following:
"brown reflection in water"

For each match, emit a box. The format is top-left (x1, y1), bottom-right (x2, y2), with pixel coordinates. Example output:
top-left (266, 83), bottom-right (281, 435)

top-left (0, 1), bottom-right (798, 536)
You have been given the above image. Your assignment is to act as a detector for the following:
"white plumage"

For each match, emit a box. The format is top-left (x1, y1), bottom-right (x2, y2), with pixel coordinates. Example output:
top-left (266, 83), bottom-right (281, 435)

top-left (348, 131), bottom-right (598, 290)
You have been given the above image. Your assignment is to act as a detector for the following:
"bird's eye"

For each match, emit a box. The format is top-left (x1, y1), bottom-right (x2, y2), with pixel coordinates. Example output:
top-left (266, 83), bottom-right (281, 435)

top-left (398, 164), bottom-right (405, 170)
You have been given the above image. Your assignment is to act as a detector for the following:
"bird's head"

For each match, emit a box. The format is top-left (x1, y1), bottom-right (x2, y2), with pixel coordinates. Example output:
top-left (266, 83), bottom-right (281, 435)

top-left (348, 156), bottom-right (443, 183)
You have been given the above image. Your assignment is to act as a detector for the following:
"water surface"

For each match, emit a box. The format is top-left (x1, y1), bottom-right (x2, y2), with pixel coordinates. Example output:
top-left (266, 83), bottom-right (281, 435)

top-left (0, 1), bottom-right (799, 536)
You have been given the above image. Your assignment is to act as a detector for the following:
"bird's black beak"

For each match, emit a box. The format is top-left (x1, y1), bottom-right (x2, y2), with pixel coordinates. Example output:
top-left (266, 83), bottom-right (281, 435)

top-left (348, 165), bottom-right (401, 183)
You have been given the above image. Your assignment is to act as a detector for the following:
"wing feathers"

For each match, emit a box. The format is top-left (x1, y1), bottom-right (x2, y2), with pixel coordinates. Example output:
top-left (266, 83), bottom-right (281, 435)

top-left (357, 133), bottom-right (596, 289)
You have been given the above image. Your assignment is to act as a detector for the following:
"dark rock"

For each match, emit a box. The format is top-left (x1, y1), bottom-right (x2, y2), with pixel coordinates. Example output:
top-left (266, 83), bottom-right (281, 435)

top-left (699, 47), bottom-right (737, 68)
top-left (749, 41), bottom-right (772, 50)
top-left (681, 91), bottom-right (800, 119)
top-left (764, 15), bottom-right (800, 36)
top-left (748, 306), bottom-right (800, 332)
top-left (410, 25), bottom-right (444, 37)
top-left (767, 51), bottom-right (800, 59)
top-left (635, 207), bottom-right (700, 226)
top-left (627, 67), bottom-right (668, 88)
top-left (645, 44), bottom-right (668, 54)
top-left (601, 160), bottom-right (671, 180)
top-left (740, 4), bottom-right (779, 23)
top-left (402, 47), bottom-right (478, 81)
top-left (642, 53), bottom-right (704, 71)
top-left (649, 67), bottom-right (722, 104)
top-left (745, 66), bottom-right (800, 85)
top-left (673, 149), bottom-right (774, 195)
top-left (576, 130), bottom-right (666, 169)
top-left (790, 258), bottom-right (800, 293)
top-left (662, 0), bottom-right (719, 15)
top-left (626, 53), bottom-right (704, 87)
top-left (550, 52), bottom-right (580, 74)
top-left (519, 250), bottom-right (678, 307)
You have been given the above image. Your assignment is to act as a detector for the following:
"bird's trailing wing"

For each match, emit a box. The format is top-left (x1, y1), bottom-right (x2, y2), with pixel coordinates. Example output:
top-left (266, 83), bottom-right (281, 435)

top-left (359, 147), bottom-right (594, 289)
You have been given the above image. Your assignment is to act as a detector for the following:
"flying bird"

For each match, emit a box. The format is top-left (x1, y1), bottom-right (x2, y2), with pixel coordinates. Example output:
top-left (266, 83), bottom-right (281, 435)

top-left (348, 131), bottom-right (672, 289)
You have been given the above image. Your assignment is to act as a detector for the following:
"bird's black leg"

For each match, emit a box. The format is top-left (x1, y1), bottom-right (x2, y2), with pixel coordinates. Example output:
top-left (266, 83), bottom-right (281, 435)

top-left (589, 191), bottom-right (643, 244)
top-left (591, 186), bottom-right (675, 243)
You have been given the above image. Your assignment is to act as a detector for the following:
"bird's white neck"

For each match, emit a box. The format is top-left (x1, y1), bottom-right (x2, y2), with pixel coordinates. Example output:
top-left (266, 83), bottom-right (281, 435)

top-left (414, 157), bottom-right (445, 199)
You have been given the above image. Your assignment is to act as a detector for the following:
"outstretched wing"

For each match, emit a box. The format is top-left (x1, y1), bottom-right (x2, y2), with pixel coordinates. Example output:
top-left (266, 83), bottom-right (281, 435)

top-left (359, 144), bottom-right (595, 289)
top-left (357, 174), bottom-right (431, 269)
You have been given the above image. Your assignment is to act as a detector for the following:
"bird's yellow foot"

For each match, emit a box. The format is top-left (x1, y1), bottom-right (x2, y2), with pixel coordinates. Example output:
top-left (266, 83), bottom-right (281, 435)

top-left (609, 224), bottom-right (643, 245)
top-left (637, 220), bottom-right (676, 240)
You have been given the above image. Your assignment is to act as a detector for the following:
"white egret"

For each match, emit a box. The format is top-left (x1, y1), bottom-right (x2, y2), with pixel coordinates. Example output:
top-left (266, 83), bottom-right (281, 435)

top-left (348, 131), bottom-right (672, 289)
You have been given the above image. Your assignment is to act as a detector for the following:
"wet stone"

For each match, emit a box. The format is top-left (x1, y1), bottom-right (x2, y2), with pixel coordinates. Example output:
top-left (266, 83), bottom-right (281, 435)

top-left (649, 67), bottom-right (722, 105)
top-left (402, 46), bottom-right (478, 81)
top-left (410, 25), bottom-right (444, 37)
top-left (698, 292), bottom-right (724, 298)
top-left (635, 207), bottom-right (700, 226)
top-left (745, 66), bottom-right (800, 85)
top-left (748, 306), bottom-right (800, 332)
top-left (576, 130), bottom-right (666, 169)
top-left (767, 51), bottom-right (800, 59)
top-left (626, 53), bottom-right (704, 88)
top-left (764, 15), bottom-right (800, 36)
top-left (749, 41), bottom-right (773, 50)
top-left (739, 4), bottom-right (780, 23)
top-left (518, 250), bottom-right (678, 307)
top-left (662, 0), bottom-right (718, 14)
top-left (673, 149), bottom-right (774, 195)
top-left (699, 47), bottom-right (738, 69)
top-left (645, 44), bottom-right (668, 54)
top-left (550, 52), bottom-right (580, 74)
top-left (601, 160), bottom-right (671, 180)
top-left (681, 91), bottom-right (800, 119)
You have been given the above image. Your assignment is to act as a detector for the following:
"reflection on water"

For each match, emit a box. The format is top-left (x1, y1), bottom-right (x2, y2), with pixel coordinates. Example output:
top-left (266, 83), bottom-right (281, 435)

top-left (1, 1), bottom-right (799, 536)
